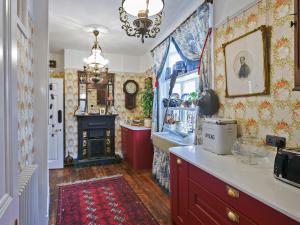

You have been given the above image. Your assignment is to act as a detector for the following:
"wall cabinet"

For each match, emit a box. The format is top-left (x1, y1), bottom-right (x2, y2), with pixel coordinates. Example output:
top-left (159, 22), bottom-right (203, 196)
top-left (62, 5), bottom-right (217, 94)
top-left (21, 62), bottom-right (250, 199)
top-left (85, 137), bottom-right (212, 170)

top-left (121, 127), bottom-right (154, 170)
top-left (294, 0), bottom-right (300, 90)
top-left (170, 153), bottom-right (300, 225)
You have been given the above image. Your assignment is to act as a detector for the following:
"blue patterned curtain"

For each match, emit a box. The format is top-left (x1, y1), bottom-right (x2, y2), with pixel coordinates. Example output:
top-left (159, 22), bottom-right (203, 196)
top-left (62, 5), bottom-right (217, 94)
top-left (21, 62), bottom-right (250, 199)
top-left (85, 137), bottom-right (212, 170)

top-left (171, 3), bottom-right (210, 71)
top-left (152, 37), bottom-right (171, 78)
top-left (150, 2), bottom-right (213, 191)
top-left (151, 37), bottom-right (171, 132)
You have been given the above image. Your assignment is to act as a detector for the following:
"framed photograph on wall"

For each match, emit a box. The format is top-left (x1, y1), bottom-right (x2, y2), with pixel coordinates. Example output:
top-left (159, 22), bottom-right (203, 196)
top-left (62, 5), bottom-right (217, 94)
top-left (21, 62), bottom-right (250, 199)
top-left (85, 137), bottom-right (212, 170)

top-left (99, 107), bottom-right (106, 115)
top-left (223, 25), bottom-right (269, 98)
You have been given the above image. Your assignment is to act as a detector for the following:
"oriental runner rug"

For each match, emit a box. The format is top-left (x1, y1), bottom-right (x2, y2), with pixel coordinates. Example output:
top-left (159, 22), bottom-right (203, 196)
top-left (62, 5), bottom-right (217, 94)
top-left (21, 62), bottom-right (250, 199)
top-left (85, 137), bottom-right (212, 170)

top-left (56, 175), bottom-right (158, 225)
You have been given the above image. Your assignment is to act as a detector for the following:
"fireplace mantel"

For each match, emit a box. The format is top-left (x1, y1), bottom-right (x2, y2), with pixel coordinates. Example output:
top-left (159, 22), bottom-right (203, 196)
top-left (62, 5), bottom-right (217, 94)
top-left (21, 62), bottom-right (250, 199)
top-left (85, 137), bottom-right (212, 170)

top-left (75, 114), bottom-right (120, 166)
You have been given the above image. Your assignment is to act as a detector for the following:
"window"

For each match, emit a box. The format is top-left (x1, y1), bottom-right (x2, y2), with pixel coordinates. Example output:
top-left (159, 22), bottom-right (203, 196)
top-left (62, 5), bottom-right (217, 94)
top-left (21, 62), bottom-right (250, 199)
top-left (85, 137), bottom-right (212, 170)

top-left (172, 73), bottom-right (199, 97)
top-left (163, 41), bottom-right (199, 97)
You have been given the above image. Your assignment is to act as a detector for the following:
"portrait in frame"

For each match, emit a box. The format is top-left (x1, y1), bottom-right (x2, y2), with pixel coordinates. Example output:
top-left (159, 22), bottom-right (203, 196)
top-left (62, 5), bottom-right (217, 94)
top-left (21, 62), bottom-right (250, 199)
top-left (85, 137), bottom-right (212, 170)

top-left (223, 25), bottom-right (270, 98)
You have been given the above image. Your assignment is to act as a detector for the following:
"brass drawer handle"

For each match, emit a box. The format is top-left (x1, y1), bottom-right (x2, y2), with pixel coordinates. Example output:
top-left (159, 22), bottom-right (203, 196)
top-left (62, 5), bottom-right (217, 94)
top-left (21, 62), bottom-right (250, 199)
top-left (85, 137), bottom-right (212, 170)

top-left (226, 185), bottom-right (239, 199)
top-left (226, 208), bottom-right (239, 223)
top-left (176, 158), bottom-right (182, 164)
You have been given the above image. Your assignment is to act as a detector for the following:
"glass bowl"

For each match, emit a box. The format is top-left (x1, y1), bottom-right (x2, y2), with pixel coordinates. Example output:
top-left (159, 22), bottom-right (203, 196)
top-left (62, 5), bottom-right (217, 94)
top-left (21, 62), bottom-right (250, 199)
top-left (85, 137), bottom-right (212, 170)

top-left (232, 137), bottom-right (271, 165)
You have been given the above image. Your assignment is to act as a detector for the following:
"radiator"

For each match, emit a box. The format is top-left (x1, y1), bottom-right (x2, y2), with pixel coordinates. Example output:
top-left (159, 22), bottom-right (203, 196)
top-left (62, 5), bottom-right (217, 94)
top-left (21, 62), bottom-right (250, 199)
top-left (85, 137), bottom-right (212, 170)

top-left (18, 165), bottom-right (39, 225)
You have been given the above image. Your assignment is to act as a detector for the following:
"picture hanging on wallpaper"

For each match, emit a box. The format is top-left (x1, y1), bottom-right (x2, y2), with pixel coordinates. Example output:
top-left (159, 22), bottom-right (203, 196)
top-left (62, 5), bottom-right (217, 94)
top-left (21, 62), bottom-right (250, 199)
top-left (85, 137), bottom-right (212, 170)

top-left (223, 25), bottom-right (269, 98)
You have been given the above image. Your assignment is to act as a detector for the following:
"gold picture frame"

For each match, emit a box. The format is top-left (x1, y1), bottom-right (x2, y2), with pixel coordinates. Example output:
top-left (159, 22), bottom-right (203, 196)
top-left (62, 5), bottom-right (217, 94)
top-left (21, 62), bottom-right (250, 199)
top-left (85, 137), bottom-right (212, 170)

top-left (223, 25), bottom-right (270, 98)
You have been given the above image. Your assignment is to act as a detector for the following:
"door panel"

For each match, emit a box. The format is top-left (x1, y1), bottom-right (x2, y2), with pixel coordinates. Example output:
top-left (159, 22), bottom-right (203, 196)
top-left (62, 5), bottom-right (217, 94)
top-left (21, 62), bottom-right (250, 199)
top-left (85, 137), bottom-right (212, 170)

top-left (170, 154), bottom-right (189, 225)
top-left (48, 78), bottom-right (64, 169)
top-left (48, 133), bottom-right (58, 160)
top-left (0, 0), bottom-right (19, 224)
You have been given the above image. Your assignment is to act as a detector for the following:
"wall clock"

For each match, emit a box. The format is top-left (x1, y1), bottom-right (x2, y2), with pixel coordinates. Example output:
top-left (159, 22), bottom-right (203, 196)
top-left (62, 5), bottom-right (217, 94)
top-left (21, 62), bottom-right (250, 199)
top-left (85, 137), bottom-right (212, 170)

top-left (123, 80), bottom-right (139, 110)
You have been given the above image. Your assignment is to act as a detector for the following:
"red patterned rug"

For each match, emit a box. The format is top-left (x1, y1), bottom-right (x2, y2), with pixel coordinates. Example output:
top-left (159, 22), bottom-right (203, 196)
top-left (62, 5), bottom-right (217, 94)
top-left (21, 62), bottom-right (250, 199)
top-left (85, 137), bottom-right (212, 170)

top-left (56, 175), bottom-right (158, 225)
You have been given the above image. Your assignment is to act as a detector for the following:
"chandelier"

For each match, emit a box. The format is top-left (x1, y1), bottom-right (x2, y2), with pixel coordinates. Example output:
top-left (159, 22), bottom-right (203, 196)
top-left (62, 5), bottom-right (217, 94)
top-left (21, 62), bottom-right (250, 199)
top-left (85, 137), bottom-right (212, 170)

top-left (119, 0), bottom-right (164, 43)
top-left (84, 30), bottom-right (109, 74)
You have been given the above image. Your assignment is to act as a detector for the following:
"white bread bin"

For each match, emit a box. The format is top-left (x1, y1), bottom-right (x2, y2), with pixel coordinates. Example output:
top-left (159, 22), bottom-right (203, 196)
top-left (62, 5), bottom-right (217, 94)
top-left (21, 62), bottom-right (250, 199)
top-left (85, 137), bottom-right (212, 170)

top-left (202, 118), bottom-right (237, 155)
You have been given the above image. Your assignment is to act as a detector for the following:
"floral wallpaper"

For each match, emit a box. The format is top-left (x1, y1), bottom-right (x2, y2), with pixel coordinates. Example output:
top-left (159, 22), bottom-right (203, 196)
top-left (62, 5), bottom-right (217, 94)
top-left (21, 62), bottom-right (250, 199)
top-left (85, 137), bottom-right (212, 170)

top-left (64, 69), bottom-right (79, 158)
top-left (214, 0), bottom-right (300, 149)
top-left (17, 16), bottom-right (35, 172)
top-left (64, 69), bottom-right (153, 159)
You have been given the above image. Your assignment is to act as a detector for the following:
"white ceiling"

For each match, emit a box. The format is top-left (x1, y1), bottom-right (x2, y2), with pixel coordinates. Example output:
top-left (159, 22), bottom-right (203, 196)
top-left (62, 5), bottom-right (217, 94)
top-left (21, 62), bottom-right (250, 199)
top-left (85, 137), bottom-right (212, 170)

top-left (49, 0), bottom-right (202, 56)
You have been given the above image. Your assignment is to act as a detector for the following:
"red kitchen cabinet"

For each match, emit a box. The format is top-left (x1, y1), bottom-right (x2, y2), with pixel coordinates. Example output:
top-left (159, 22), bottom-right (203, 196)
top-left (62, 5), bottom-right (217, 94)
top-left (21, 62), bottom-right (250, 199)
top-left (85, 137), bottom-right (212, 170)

top-left (170, 153), bottom-right (300, 225)
top-left (121, 126), bottom-right (153, 170)
top-left (170, 154), bottom-right (189, 225)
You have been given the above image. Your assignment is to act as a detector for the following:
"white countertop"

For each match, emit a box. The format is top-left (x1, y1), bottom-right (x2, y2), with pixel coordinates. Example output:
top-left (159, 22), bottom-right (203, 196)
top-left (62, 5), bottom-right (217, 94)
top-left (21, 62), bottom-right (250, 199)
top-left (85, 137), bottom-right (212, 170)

top-left (170, 145), bottom-right (300, 223)
top-left (120, 123), bottom-right (151, 131)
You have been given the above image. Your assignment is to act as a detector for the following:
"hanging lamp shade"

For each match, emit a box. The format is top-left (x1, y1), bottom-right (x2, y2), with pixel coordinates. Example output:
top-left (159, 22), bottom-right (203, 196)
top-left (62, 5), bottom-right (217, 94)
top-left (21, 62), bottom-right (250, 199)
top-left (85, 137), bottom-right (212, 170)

top-left (122, 0), bottom-right (164, 17)
top-left (84, 30), bottom-right (109, 73)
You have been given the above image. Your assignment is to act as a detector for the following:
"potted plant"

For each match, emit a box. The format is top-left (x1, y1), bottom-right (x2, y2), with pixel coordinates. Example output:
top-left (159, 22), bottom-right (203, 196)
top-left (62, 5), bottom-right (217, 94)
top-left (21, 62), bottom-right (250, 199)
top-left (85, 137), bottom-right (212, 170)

top-left (141, 78), bottom-right (154, 128)
top-left (190, 91), bottom-right (199, 106)
top-left (181, 93), bottom-right (192, 107)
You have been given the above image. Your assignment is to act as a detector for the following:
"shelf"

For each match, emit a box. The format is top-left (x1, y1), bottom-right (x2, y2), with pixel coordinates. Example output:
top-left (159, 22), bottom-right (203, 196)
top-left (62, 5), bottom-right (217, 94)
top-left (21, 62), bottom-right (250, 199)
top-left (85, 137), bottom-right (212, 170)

top-left (167, 107), bottom-right (197, 111)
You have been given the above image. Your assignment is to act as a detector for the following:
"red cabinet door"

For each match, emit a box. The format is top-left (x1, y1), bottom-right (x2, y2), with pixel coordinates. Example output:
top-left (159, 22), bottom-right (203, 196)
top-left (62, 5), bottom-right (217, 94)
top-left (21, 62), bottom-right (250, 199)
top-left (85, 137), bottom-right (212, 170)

top-left (131, 130), bottom-right (154, 170)
top-left (170, 154), bottom-right (189, 225)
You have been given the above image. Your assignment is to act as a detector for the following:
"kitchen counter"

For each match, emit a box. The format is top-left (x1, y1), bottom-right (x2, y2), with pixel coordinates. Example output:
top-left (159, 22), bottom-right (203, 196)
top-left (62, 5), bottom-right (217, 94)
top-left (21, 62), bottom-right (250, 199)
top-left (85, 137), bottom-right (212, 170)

top-left (120, 123), bottom-right (151, 131)
top-left (170, 145), bottom-right (300, 223)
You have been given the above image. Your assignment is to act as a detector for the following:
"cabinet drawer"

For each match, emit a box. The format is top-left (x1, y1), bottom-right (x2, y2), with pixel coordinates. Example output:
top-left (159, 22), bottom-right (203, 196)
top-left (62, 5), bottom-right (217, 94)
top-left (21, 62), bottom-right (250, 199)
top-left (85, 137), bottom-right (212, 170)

top-left (189, 164), bottom-right (299, 225)
top-left (188, 210), bottom-right (212, 225)
top-left (189, 179), bottom-right (256, 225)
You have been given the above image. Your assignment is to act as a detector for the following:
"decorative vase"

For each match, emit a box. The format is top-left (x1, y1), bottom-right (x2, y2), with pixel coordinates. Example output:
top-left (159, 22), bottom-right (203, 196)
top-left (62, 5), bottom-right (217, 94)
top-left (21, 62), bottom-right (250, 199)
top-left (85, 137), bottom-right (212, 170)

top-left (144, 118), bottom-right (152, 128)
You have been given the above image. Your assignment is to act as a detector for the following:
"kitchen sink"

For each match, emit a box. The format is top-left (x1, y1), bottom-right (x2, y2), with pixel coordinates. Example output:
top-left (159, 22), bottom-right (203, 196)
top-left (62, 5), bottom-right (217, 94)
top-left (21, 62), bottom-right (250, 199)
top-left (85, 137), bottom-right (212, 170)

top-left (152, 132), bottom-right (194, 153)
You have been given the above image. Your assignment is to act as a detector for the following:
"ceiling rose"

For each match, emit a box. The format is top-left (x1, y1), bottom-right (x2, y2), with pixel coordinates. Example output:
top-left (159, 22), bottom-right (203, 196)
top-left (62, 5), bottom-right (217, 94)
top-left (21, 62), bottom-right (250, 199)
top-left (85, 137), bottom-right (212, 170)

top-left (119, 0), bottom-right (164, 43)
top-left (84, 24), bottom-right (109, 34)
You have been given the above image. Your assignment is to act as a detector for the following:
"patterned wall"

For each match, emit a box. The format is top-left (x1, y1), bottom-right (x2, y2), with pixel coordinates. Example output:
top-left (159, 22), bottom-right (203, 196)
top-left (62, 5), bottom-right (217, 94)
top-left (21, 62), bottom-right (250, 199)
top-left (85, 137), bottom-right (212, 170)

top-left (214, 0), bottom-right (300, 148)
top-left (64, 69), bottom-right (153, 159)
top-left (17, 16), bottom-right (35, 172)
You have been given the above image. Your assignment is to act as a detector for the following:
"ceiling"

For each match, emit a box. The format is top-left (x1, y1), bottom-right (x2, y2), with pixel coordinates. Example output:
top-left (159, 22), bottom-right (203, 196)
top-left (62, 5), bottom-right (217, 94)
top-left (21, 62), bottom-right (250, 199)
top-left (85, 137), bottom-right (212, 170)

top-left (49, 0), bottom-right (201, 56)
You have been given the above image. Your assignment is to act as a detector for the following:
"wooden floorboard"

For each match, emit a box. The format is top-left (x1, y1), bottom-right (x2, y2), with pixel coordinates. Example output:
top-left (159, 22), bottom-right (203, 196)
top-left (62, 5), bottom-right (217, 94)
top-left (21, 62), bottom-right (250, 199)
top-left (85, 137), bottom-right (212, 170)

top-left (49, 162), bottom-right (171, 225)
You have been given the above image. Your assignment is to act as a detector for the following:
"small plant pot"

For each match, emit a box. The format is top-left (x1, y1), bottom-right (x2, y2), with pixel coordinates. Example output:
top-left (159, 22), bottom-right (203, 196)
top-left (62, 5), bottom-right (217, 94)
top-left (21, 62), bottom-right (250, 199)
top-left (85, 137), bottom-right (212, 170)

top-left (183, 101), bottom-right (192, 108)
top-left (144, 118), bottom-right (152, 128)
top-left (192, 100), bottom-right (198, 106)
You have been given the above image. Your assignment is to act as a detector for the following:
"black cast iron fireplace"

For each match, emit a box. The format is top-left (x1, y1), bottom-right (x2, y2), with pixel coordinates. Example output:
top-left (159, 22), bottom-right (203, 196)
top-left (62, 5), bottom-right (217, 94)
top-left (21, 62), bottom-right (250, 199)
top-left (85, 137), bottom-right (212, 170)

top-left (76, 115), bottom-right (118, 166)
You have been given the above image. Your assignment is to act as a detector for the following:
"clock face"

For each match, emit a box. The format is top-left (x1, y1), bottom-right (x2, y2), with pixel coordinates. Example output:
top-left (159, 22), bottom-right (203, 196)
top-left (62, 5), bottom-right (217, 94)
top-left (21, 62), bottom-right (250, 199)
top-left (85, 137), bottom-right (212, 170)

top-left (125, 81), bottom-right (137, 94)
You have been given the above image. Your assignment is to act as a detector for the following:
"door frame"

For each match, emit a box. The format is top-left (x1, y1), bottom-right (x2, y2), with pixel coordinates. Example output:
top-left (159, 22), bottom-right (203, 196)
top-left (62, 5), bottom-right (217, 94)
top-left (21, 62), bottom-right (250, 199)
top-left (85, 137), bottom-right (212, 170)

top-left (0, 0), bottom-right (19, 224)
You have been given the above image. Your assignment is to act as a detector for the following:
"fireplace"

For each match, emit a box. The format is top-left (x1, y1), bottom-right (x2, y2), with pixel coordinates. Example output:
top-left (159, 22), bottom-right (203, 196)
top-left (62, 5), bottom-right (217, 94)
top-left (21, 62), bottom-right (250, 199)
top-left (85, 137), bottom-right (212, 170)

top-left (76, 115), bottom-right (118, 165)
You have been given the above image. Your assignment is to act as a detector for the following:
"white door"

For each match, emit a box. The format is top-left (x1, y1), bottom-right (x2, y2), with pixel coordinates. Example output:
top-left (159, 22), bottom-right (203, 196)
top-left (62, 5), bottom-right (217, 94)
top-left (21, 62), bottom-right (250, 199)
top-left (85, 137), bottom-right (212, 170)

top-left (48, 78), bottom-right (64, 169)
top-left (0, 0), bottom-right (19, 224)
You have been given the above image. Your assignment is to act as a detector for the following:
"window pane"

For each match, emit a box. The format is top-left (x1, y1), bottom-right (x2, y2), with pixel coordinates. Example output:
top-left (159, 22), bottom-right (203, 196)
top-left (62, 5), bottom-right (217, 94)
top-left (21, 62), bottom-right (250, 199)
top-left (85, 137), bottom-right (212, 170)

top-left (172, 83), bottom-right (181, 96)
top-left (182, 80), bottom-right (196, 94)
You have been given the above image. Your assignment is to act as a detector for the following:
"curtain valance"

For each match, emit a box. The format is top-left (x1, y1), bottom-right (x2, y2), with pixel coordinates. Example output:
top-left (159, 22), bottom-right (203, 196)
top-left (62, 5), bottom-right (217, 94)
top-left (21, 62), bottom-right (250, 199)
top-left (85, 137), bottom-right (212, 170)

top-left (151, 2), bottom-right (211, 77)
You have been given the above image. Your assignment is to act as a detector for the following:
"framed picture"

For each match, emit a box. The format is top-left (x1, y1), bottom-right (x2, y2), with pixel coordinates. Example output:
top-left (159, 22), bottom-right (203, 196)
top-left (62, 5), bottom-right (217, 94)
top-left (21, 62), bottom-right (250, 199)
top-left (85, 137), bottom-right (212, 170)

top-left (223, 25), bottom-right (269, 98)
top-left (99, 107), bottom-right (106, 115)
